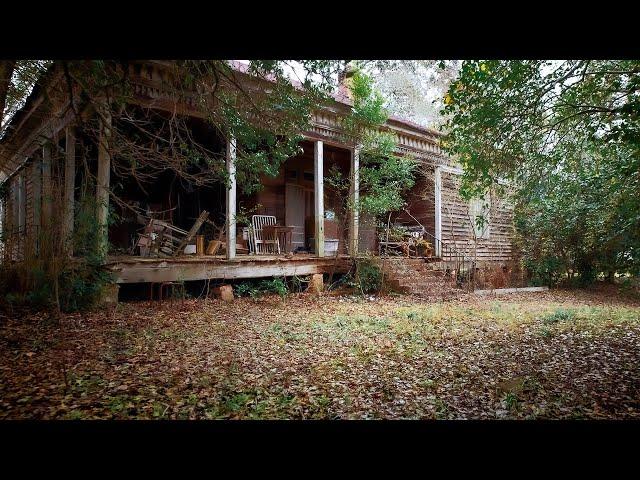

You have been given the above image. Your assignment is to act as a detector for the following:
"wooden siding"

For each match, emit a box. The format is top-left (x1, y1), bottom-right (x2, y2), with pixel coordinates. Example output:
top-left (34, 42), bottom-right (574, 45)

top-left (440, 170), bottom-right (515, 263)
top-left (393, 172), bottom-right (436, 238)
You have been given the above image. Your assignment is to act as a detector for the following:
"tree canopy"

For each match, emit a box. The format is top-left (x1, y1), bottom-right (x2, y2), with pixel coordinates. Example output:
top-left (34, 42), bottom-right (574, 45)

top-left (442, 60), bottom-right (640, 283)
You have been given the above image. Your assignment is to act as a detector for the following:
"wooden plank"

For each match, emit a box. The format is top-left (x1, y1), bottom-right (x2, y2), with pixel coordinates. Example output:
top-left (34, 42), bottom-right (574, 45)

top-left (172, 210), bottom-right (209, 257)
top-left (475, 286), bottom-right (548, 295)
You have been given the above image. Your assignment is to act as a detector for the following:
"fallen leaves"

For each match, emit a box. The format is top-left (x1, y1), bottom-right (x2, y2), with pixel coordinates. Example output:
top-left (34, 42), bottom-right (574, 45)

top-left (0, 287), bottom-right (639, 419)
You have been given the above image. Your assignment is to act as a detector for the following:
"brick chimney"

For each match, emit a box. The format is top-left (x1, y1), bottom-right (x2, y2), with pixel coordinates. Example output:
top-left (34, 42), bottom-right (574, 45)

top-left (336, 61), bottom-right (356, 103)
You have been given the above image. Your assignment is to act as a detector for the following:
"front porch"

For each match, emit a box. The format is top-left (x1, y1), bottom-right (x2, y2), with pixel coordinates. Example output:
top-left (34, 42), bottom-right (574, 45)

top-left (106, 253), bottom-right (353, 284)
top-left (104, 136), bottom-right (363, 268)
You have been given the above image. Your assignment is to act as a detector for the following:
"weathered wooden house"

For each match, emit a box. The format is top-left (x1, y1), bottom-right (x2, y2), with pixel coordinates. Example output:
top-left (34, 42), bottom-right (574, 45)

top-left (0, 61), bottom-right (517, 297)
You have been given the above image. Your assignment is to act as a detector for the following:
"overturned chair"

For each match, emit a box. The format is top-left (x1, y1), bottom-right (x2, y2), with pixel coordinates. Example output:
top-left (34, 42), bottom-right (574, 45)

top-left (136, 210), bottom-right (210, 257)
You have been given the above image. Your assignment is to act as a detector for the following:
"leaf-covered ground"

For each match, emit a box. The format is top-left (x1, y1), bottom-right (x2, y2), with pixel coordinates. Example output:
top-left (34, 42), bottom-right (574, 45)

top-left (1, 287), bottom-right (639, 419)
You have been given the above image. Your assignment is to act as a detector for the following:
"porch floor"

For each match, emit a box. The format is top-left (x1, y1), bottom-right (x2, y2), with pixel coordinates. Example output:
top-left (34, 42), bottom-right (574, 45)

top-left (106, 254), bottom-right (353, 284)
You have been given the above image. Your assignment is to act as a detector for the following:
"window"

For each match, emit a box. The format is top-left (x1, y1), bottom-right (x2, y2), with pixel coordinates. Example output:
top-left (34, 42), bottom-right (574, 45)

top-left (469, 197), bottom-right (490, 240)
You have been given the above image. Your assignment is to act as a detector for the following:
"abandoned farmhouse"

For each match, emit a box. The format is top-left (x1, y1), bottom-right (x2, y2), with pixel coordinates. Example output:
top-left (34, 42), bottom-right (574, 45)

top-left (0, 61), bottom-right (517, 300)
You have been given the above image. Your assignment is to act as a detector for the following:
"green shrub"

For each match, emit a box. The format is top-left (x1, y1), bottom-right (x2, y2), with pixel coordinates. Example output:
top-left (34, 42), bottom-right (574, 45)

top-left (234, 278), bottom-right (289, 298)
top-left (234, 282), bottom-right (257, 298)
top-left (355, 257), bottom-right (382, 294)
top-left (59, 262), bottom-right (113, 312)
top-left (260, 278), bottom-right (288, 298)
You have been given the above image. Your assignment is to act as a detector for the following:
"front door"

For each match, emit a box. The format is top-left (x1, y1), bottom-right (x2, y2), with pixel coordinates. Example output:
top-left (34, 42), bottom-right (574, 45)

top-left (285, 183), bottom-right (305, 251)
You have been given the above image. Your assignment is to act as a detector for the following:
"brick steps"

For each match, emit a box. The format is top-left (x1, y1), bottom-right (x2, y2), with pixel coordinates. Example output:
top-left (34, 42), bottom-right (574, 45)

top-left (380, 257), bottom-right (462, 298)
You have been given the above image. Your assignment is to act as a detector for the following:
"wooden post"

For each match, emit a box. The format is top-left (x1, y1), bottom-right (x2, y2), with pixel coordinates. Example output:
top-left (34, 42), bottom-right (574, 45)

top-left (18, 172), bottom-right (25, 259)
top-left (349, 145), bottom-right (360, 256)
top-left (314, 140), bottom-right (324, 257)
top-left (225, 136), bottom-right (237, 260)
top-left (96, 110), bottom-right (112, 256)
top-left (11, 176), bottom-right (19, 260)
top-left (9, 177), bottom-right (15, 259)
top-left (3, 180), bottom-right (12, 260)
top-left (434, 166), bottom-right (442, 257)
top-left (64, 127), bottom-right (76, 256)
top-left (11, 176), bottom-right (19, 234)
top-left (31, 155), bottom-right (42, 256)
top-left (42, 143), bottom-right (52, 229)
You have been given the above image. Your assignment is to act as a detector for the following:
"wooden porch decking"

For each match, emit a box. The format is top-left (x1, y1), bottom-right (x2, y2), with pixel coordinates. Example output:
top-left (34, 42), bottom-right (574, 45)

top-left (106, 254), bottom-right (353, 284)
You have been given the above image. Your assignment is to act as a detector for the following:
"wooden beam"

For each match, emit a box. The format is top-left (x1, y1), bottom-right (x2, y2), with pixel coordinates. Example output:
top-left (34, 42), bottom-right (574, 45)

top-left (225, 136), bottom-right (237, 260)
top-left (349, 145), bottom-right (360, 256)
top-left (108, 257), bottom-right (352, 284)
top-left (434, 166), bottom-right (442, 256)
top-left (314, 140), bottom-right (324, 257)
top-left (64, 127), bottom-right (76, 256)
top-left (96, 110), bottom-right (112, 256)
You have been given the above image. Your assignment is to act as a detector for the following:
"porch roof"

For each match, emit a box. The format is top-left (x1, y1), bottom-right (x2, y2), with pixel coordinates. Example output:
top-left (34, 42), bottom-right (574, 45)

top-left (0, 61), bottom-right (447, 182)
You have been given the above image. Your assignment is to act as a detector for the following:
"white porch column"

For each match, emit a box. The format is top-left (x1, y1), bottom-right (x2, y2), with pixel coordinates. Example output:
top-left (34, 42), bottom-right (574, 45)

top-left (225, 136), bottom-right (237, 260)
top-left (64, 127), bottom-right (76, 256)
top-left (314, 140), bottom-right (324, 257)
top-left (96, 110), bottom-right (112, 255)
top-left (434, 166), bottom-right (442, 257)
top-left (348, 145), bottom-right (360, 256)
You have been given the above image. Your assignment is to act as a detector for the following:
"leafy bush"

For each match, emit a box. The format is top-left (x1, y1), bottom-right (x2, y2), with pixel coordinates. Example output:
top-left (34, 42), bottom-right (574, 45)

top-left (234, 278), bottom-right (289, 298)
top-left (234, 282), bottom-right (257, 298)
top-left (259, 278), bottom-right (288, 298)
top-left (58, 262), bottom-right (114, 312)
top-left (355, 257), bottom-right (382, 294)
